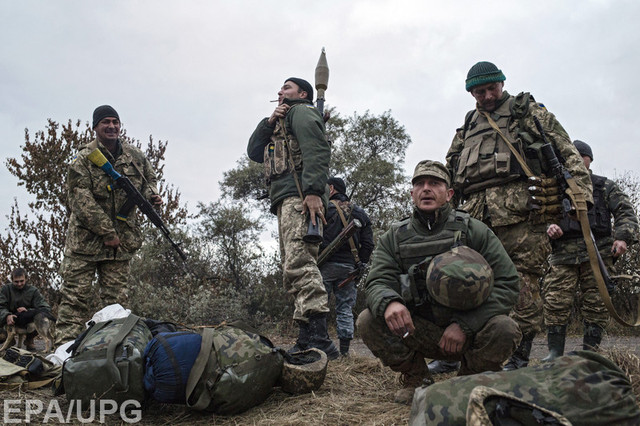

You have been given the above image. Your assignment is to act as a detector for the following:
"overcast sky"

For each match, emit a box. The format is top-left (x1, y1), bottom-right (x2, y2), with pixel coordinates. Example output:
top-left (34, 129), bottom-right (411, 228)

top-left (1, 0), bottom-right (639, 232)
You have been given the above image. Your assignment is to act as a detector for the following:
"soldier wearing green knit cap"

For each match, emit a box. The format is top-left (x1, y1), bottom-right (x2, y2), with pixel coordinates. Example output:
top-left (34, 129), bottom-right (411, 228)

top-left (356, 159), bottom-right (521, 405)
top-left (444, 61), bottom-right (593, 372)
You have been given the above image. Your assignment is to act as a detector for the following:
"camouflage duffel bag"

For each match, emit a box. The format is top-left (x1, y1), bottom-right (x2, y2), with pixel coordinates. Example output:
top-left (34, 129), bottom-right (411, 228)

top-left (185, 322), bottom-right (284, 415)
top-left (410, 350), bottom-right (640, 426)
top-left (63, 314), bottom-right (152, 406)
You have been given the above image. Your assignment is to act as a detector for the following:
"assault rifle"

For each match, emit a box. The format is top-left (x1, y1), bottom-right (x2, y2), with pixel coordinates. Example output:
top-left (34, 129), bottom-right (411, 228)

top-left (317, 218), bottom-right (361, 267)
top-left (87, 149), bottom-right (188, 261)
top-left (533, 117), bottom-right (614, 294)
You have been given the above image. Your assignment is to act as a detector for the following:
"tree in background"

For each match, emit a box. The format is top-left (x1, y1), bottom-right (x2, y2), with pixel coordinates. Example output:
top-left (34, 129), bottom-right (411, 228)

top-left (0, 119), bottom-right (186, 306)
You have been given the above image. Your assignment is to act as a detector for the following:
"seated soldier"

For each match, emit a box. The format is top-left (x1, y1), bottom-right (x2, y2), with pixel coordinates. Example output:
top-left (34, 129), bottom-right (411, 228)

top-left (356, 160), bottom-right (522, 404)
top-left (0, 268), bottom-right (53, 350)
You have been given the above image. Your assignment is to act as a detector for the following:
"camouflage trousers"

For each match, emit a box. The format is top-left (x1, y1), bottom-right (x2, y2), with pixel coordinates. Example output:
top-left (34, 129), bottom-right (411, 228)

top-left (277, 197), bottom-right (329, 322)
top-left (56, 256), bottom-right (130, 346)
top-left (542, 258), bottom-right (612, 329)
top-left (493, 221), bottom-right (550, 336)
top-left (356, 309), bottom-right (521, 375)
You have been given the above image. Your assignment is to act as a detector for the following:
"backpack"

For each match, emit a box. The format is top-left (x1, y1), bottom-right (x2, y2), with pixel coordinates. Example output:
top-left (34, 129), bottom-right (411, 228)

top-left (185, 322), bottom-right (284, 415)
top-left (0, 347), bottom-right (62, 390)
top-left (143, 331), bottom-right (202, 404)
top-left (409, 351), bottom-right (640, 425)
top-left (62, 314), bottom-right (152, 406)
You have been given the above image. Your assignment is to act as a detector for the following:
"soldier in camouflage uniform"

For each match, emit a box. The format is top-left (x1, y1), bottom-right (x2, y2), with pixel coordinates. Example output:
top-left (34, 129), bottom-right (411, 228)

top-left (445, 61), bottom-right (593, 370)
top-left (247, 78), bottom-right (338, 359)
top-left (56, 105), bottom-right (161, 346)
top-left (541, 140), bottom-right (639, 361)
top-left (356, 160), bottom-right (521, 405)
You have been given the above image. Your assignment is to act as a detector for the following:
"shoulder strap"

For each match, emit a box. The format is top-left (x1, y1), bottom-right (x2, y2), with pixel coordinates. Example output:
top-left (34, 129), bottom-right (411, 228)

top-left (186, 327), bottom-right (217, 410)
top-left (480, 110), bottom-right (535, 178)
top-left (331, 200), bottom-right (360, 263)
top-left (106, 314), bottom-right (141, 391)
top-left (278, 118), bottom-right (305, 200)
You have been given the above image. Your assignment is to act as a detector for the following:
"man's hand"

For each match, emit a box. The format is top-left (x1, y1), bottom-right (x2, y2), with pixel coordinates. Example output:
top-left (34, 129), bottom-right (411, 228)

top-left (104, 236), bottom-right (121, 248)
top-left (439, 322), bottom-right (466, 355)
top-left (150, 194), bottom-right (163, 207)
top-left (612, 240), bottom-right (628, 257)
top-left (302, 194), bottom-right (326, 226)
top-left (384, 301), bottom-right (415, 337)
top-left (267, 104), bottom-right (291, 126)
top-left (6, 314), bottom-right (16, 326)
top-left (547, 223), bottom-right (564, 240)
top-left (16, 307), bottom-right (27, 313)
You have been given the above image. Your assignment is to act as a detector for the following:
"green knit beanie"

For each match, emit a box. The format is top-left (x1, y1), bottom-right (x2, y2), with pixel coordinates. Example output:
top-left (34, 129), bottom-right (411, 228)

top-left (465, 61), bottom-right (506, 92)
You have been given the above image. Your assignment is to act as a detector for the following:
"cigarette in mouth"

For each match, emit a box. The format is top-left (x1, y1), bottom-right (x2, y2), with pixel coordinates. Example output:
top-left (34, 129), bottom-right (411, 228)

top-left (269, 100), bottom-right (278, 102)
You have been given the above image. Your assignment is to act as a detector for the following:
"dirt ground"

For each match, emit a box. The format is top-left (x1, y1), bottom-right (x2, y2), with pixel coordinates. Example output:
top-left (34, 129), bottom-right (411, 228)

top-left (1, 333), bottom-right (639, 425)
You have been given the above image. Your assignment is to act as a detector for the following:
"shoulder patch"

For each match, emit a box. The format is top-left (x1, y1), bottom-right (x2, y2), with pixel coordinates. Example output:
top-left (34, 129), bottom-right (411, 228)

top-left (70, 155), bottom-right (78, 164)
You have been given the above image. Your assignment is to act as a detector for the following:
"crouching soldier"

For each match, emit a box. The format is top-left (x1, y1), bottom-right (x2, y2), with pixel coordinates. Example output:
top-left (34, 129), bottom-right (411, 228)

top-left (356, 160), bottom-right (522, 405)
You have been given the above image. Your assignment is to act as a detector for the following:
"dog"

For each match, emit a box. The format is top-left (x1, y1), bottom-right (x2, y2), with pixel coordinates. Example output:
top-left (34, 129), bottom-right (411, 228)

top-left (0, 312), bottom-right (56, 353)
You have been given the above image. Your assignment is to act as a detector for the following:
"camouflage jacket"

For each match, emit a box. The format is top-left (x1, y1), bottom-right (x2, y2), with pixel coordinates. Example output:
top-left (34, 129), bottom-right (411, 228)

top-left (247, 99), bottom-right (330, 214)
top-left (63, 139), bottom-right (158, 261)
top-left (446, 91), bottom-right (593, 227)
top-left (549, 173), bottom-right (639, 265)
top-left (0, 283), bottom-right (51, 323)
top-left (363, 203), bottom-right (519, 335)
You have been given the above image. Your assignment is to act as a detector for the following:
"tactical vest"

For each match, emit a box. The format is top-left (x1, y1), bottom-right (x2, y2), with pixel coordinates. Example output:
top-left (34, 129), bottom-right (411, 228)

top-left (559, 173), bottom-right (611, 239)
top-left (392, 209), bottom-right (470, 308)
top-left (262, 106), bottom-right (303, 183)
top-left (454, 92), bottom-right (547, 194)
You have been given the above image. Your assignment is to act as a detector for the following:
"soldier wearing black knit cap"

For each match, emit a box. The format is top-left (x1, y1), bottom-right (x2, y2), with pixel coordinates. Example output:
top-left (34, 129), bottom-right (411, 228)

top-left (248, 78), bottom-right (338, 359)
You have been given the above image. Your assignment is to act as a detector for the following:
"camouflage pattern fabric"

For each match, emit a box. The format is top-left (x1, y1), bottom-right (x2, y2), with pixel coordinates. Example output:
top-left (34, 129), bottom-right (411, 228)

top-left (278, 348), bottom-right (328, 394)
top-left (542, 258), bottom-right (612, 328)
top-left (64, 139), bottom-right (157, 261)
top-left (426, 245), bottom-right (494, 310)
top-left (410, 351), bottom-right (640, 426)
top-left (63, 315), bottom-right (151, 406)
top-left (277, 196), bottom-right (330, 321)
top-left (55, 257), bottom-right (130, 346)
top-left (357, 309), bottom-right (520, 375)
top-left (493, 221), bottom-right (549, 336)
top-left (186, 325), bottom-right (284, 415)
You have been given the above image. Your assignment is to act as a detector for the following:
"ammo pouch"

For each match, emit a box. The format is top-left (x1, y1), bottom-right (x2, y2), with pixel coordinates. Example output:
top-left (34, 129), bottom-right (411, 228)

top-left (400, 257), bottom-right (432, 308)
top-left (0, 347), bottom-right (62, 390)
top-left (63, 314), bottom-right (152, 406)
top-left (262, 118), bottom-right (303, 183)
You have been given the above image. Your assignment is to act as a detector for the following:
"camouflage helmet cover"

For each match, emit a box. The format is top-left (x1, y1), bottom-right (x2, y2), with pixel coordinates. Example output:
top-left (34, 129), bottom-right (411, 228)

top-left (279, 348), bottom-right (328, 394)
top-left (426, 245), bottom-right (494, 310)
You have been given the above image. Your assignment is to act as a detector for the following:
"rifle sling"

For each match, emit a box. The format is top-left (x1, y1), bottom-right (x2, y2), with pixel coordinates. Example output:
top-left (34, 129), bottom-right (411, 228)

top-left (480, 111), bottom-right (535, 178)
top-left (331, 200), bottom-right (360, 263)
top-left (564, 175), bottom-right (640, 327)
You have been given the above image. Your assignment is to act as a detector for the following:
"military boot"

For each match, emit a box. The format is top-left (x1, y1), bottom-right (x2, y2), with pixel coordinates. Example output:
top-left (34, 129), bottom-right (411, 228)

top-left (288, 320), bottom-right (310, 354)
top-left (541, 325), bottom-right (566, 363)
top-left (427, 359), bottom-right (460, 375)
top-left (339, 338), bottom-right (351, 357)
top-left (307, 313), bottom-right (340, 360)
top-left (394, 355), bottom-right (434, 405)
top-left (503, 332), bottom-right (535, 371)
top-left (583, 323), bottom-right (604, 351)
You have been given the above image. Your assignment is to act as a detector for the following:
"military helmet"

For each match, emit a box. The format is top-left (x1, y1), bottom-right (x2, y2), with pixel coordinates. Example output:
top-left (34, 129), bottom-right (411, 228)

top-left (426, 245), bottom-right (494, 310)
top-left (278, 348), bottom-right (328, 394)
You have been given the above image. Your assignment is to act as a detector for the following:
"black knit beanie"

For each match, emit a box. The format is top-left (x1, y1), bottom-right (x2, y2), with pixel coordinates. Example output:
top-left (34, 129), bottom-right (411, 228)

top-left (285, 77), bottom-right (314, 102)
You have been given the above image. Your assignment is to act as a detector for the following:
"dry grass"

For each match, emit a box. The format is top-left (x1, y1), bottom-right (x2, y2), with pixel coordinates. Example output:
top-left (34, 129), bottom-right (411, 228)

top-left (3, 346), bottom-right (640, 425)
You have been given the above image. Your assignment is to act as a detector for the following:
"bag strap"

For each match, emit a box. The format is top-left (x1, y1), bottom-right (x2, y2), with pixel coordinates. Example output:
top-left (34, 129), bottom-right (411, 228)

top-left (331, 200), bottom-right (360, 263)
top-left (185, 327), bottom-right (217, 410)
top-left (279, 117), bottom-right (305, 201)
top-left (105, 314), bottom-right (140, 391)
top-left (480, 111), bottom-right (535, 178)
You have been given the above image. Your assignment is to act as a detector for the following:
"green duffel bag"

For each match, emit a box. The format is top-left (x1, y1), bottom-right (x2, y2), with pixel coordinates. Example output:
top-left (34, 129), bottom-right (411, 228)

top-left (410, 350), bottom-right (640, 425)
top-left (63, 314), bottom-right (152, 406)
top-left (185, 322), bottom-right (284, 415)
